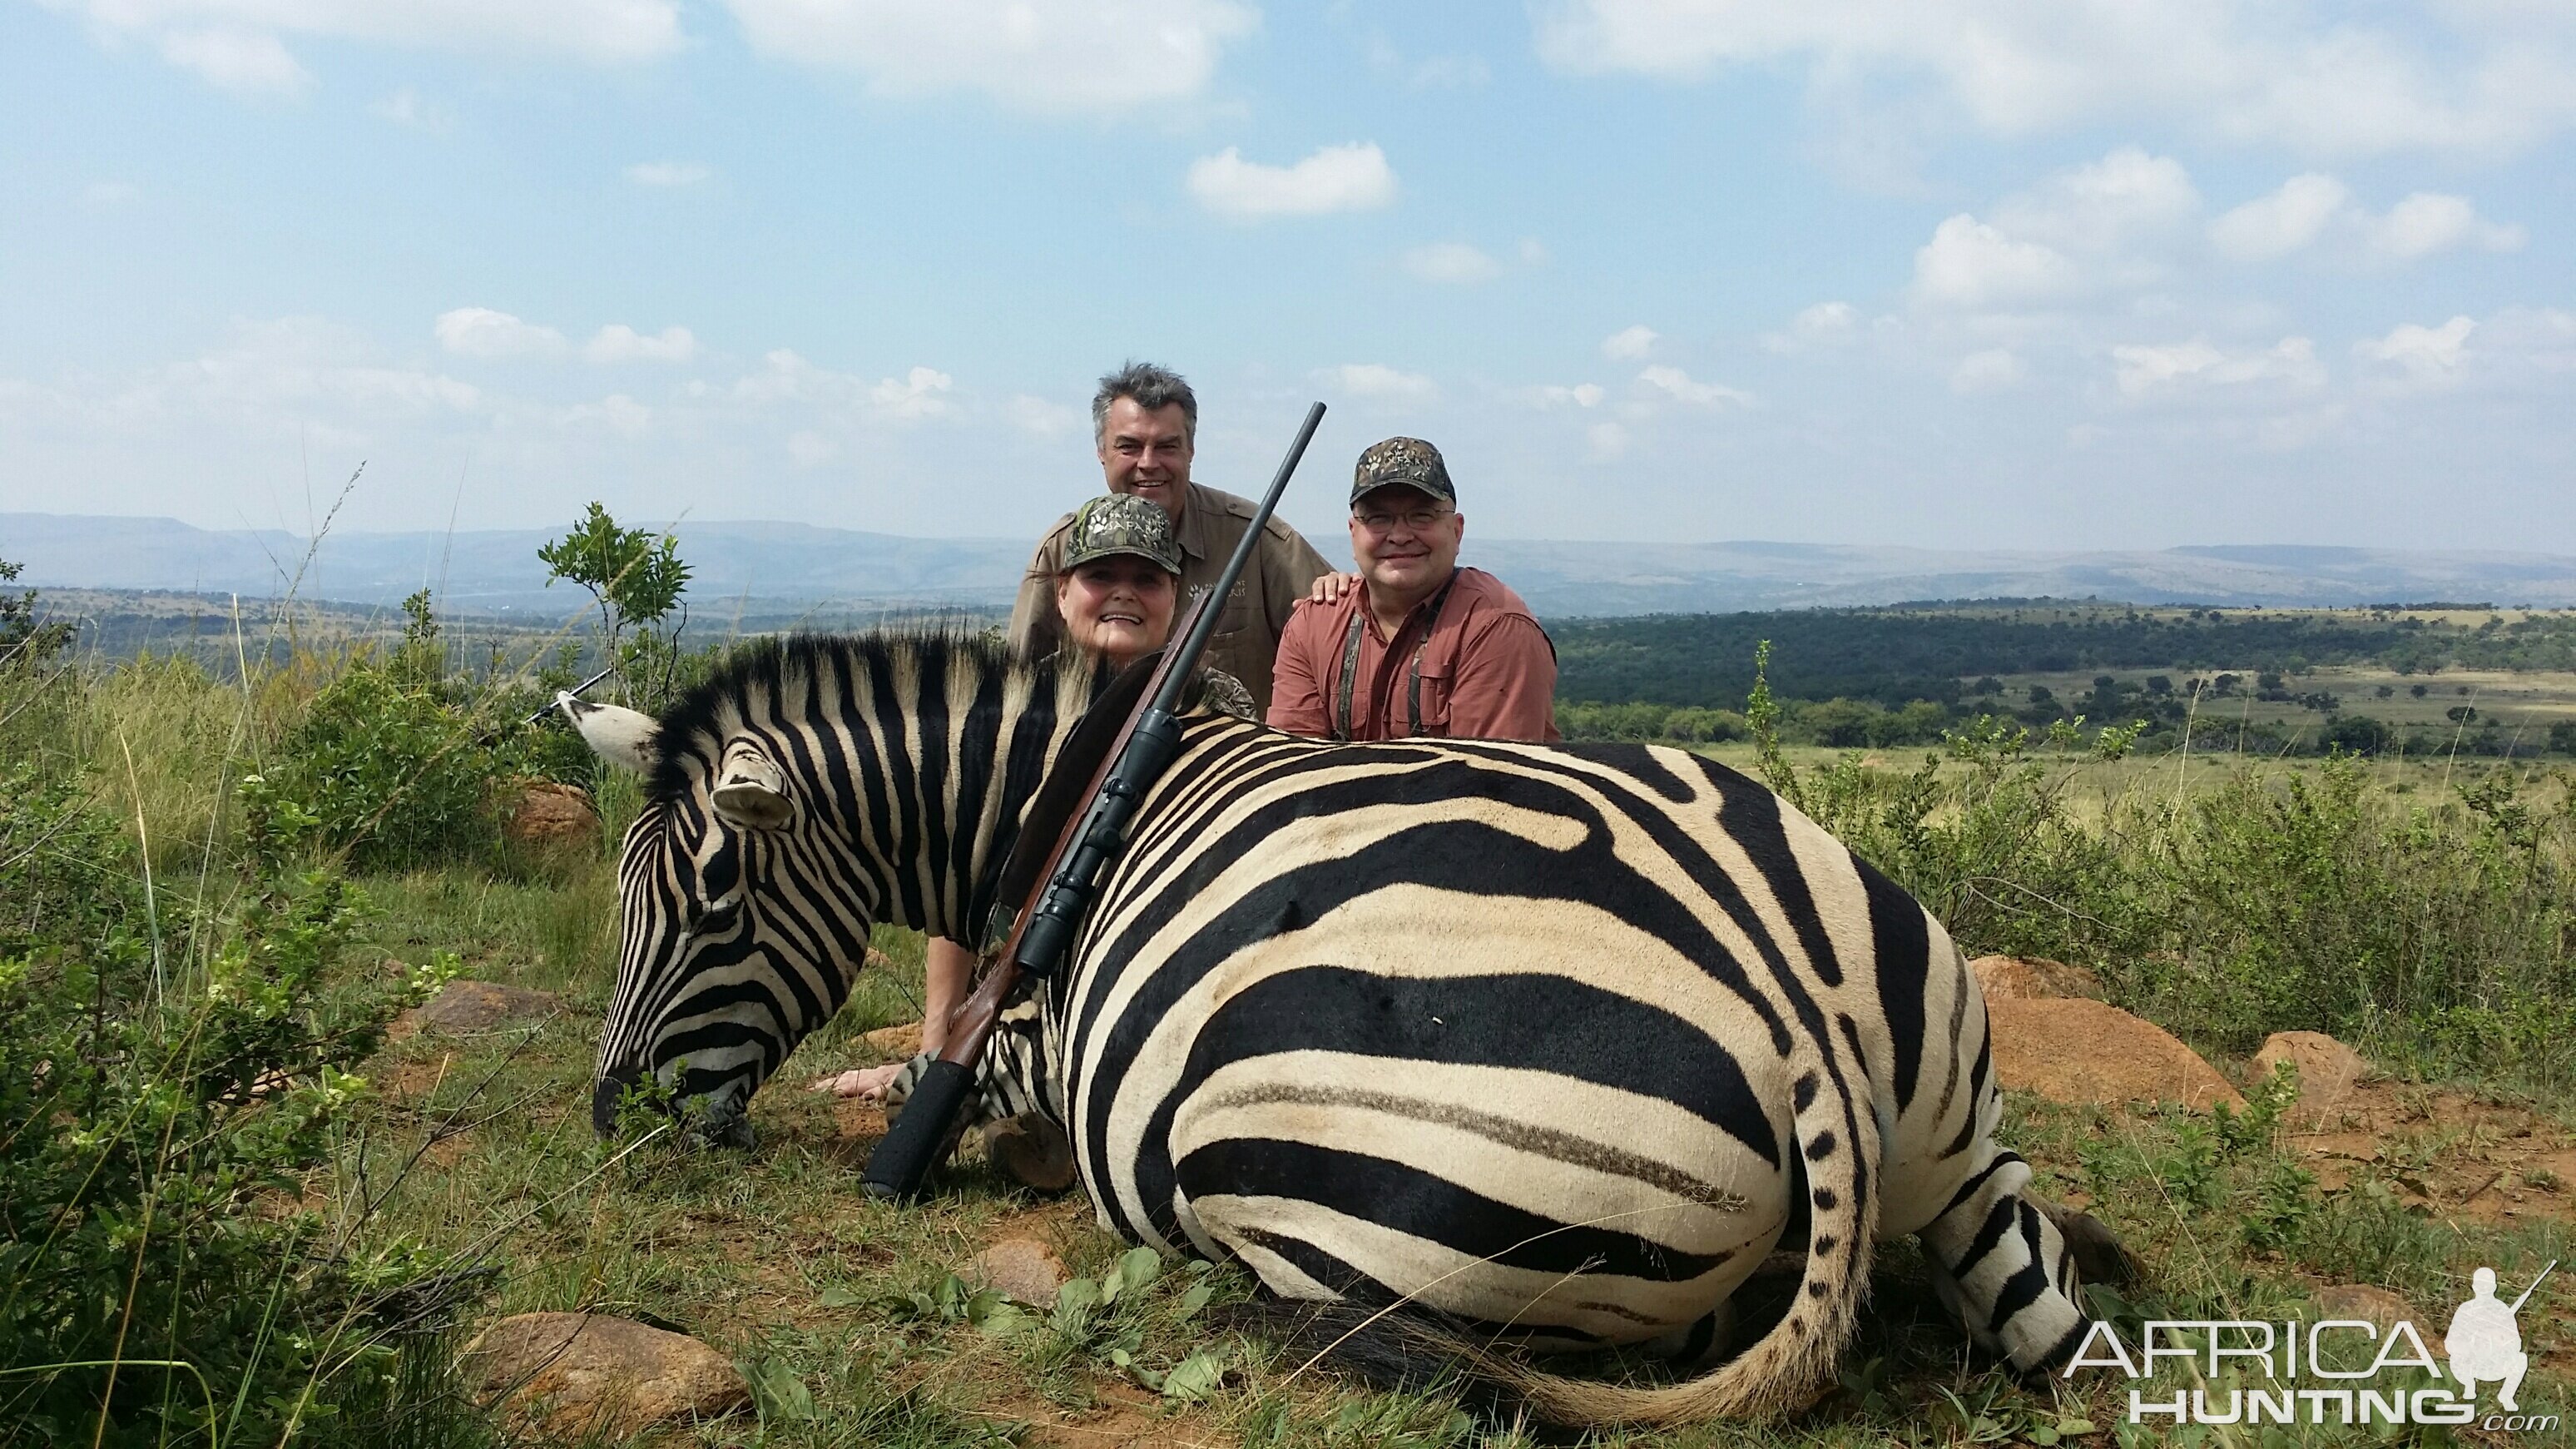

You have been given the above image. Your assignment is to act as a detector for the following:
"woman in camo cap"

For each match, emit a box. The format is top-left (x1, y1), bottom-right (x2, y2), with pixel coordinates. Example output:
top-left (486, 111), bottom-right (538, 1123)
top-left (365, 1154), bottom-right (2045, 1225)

top-left (1048, 493), bottom-right (1254, 715)
top-left (810, 497), bottom-right (1249, 1112)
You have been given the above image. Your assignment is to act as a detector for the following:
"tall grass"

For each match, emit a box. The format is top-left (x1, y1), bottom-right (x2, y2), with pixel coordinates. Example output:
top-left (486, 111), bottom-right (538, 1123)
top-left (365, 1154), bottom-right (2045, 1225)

top-left (1751, 651), bottom-right (2576, 1086)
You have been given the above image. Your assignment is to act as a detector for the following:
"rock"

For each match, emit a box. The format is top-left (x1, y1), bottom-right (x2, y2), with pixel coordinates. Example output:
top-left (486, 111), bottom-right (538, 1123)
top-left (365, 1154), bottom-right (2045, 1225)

top-left (2252, 1031), bottom-right (2372, 1124)
top-left (504, 781), bottom-right (599, 851)
top-left (864, 1021), bottom-right (924, 1057)
top-left (460, 1313), bottom-right (750, 1439)
top-left (965, 1237), bottom-right (1068, 1305)
top-left (1970, 955), bottom-right (2107, 1001)
top-left (2315, 1284), bottom-right (2415, 1331)
top-left (1987, 998), bottom-right (2243, 1113)
top-left (389, 980), bottom-right (559, 1043)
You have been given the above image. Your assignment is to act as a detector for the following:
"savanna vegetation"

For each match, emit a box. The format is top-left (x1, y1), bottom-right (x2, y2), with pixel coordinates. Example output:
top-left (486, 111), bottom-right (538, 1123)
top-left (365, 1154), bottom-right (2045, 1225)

top-left (1554, 603), bottom-right (2576, 761)
top-left (5, 521), bottom-right (2569, 1447)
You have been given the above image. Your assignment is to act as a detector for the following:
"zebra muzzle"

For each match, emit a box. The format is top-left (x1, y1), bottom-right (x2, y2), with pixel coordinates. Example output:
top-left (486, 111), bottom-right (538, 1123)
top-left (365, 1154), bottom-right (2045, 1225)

top-left (592, 1066), bottom-right (644, 1136)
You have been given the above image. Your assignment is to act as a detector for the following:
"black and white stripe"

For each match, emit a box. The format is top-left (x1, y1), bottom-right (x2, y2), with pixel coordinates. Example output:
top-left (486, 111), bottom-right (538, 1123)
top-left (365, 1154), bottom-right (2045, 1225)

top-left (583, 633), bottom-right (2092, 1425)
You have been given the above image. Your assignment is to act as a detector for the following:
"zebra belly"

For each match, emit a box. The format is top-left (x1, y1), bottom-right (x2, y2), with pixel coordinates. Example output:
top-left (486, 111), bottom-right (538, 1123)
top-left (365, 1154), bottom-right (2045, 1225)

top-left (1167, 1050), bottom-right (1790, 1344)
top-left (1065, 896), bottom-right (1801, 1345)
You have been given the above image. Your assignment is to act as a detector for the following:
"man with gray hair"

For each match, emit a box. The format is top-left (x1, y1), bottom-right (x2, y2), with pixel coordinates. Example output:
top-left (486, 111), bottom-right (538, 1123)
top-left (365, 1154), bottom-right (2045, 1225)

top-left (1007, 360), bottom-right (1335, 714)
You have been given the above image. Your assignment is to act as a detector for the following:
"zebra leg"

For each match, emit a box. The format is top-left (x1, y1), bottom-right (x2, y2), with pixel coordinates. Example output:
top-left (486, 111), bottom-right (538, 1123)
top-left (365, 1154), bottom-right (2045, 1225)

top-left (1915, 1146), bottom-right (2091, 1374)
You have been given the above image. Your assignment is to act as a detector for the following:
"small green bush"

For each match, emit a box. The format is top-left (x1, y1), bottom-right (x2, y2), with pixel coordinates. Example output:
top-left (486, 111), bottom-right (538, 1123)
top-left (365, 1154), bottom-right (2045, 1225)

top-left (1, 759), bottom-right (464, 1447)
top-left (275, 660), bottom-right (505, 872)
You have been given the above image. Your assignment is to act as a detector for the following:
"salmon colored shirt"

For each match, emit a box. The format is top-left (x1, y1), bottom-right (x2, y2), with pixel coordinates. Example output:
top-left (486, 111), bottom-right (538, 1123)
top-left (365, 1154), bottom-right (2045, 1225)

top-left (1267, 567), bottom-right (1561, 743)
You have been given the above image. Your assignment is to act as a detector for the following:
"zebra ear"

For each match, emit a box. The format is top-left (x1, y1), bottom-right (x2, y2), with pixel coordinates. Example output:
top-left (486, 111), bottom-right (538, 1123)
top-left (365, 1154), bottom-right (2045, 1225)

top-left (710, 741), bottom-right (794, 831)
top-left (562, 697), bottom-right (658, 773)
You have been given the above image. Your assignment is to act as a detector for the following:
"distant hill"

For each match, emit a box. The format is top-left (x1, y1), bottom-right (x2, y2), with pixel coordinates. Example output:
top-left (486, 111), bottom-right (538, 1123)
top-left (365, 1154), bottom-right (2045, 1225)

top-left (9, 513), bottom-right (2576, 616)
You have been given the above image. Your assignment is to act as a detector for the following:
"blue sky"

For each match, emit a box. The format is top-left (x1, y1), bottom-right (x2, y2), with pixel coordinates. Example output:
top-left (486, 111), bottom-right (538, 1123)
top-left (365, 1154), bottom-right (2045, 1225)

top-left (2, 1), bottom-right (2570, 553)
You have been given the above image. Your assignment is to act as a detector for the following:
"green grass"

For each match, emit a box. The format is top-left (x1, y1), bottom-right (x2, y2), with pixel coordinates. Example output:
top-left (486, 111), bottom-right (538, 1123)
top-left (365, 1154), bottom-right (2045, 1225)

top-left (323, 846), bottom-right (2573, 1447)
top-left (14, 628), bottom-right (2576, 1447)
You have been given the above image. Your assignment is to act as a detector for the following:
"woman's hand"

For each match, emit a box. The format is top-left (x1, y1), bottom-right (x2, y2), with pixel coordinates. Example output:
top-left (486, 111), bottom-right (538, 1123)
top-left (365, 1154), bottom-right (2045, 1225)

top-left (809, 1062), bottom-right (904, 1101)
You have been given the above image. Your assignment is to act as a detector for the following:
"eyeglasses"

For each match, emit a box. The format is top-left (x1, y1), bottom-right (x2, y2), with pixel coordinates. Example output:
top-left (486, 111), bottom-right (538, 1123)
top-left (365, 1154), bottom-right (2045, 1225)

top-left (1354, 507), bottom-right (1454, 533)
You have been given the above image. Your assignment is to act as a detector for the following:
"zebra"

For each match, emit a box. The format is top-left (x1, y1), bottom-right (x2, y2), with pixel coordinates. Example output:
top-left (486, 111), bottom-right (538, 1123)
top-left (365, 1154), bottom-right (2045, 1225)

top-left (569, 631), bottom-right (2101, 1427)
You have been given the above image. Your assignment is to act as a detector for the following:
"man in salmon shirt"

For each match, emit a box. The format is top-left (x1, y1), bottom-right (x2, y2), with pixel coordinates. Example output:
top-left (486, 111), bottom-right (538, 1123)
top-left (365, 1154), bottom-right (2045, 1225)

top-left (1268, 436), bottom-right (1560, 742)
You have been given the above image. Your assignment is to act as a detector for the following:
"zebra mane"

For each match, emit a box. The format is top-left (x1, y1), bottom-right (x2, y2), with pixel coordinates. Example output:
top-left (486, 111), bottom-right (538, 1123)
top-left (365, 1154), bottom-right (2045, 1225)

top-left (642, 628), bottom-right (1097, 805)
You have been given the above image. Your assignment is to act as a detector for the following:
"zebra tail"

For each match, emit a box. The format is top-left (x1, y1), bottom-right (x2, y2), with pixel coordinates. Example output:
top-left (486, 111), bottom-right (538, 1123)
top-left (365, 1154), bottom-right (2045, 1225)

top-left (1237, 1057), bottom-right (1882, 1428)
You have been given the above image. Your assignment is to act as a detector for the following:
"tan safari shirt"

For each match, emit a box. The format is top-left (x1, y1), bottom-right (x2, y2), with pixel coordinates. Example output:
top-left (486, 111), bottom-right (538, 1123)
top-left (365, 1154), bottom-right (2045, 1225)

top-left (1008, 479), bottom-right (1334, 715)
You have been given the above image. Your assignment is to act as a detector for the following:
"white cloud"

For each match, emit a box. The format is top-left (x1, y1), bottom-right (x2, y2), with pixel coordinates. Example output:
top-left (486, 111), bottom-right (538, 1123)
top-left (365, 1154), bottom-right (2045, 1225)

top-left (1007, 395), bottom-right (1085, 437)
top-left (1910, 214), bottom-right (2081, 310)
top-left (625, 161), bottom-right (711, 187)
top-left (1528, 383), bottom-right (1605, 409)
top-left (726, 0), bottom-right (1256, 115)
top-left (869, 365), bottom-right (956, 419)
top-left (1763, 300), bottom-right (1859, 351)
top-left (1949, 349), bottom-right (2026, 395)
top-left (1531, 0), bottom-right (2576, 156)
top-left (82, 181), bottom-right (141, 205)
top-left (785, 429), bottom-right (839, 467)
top-left (561, 392), bottom-right (652, 434)
top-left (1599, 325), bottom-right (1659, 360)
top-left (156, 27), bottom-right (311, 97)
top-left (369, 86), bottom-right (451, 131)
top-left (1585, 420), bottom-right (1628, 459)
top-left (1516, 237), bottom-right (1550, 265)
top-left (2, 316), bottom-right (483, 439)
top-left (584, 324), bottom-right (696, 363)
top-left (56, 0), bottom-right (683, 93)
top-left (433, 307), bottom-right (568, 358)
top-left (1320, 363), bottom-right (1439, 403)
top-left (2113, 336), bottom-right (2323, 397)
top-left (728, 352), bottom-right (961, 423)
top-left (2207, 176), bottom-right (2523, 265)
top-left (2208, 174), bottom-right (2351, 261)
top-left (1402, 242), bottom-right (1504, 285)
top-left (1188, 143), bottom-right (1398, 221)
top-left (1989, 146), bottom-right (2197, 256)
top-left (2362, 192), bottom-right (2525, 261)
top-left (2357, 316), bottom-right (2475, 381)
top-left (1637, 365), bottom-right (1752, 409)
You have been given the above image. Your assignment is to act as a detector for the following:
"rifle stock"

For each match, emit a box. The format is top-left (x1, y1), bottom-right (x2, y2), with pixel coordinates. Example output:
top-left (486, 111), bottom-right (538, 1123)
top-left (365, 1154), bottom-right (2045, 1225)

top-left (862, 401), bottom-right (1325, 1202)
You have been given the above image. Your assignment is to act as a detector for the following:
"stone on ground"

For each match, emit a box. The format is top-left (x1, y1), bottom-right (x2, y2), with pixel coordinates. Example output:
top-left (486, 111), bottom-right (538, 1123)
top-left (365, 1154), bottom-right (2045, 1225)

top-left (2314, 1284), bottom-right (2415, 1331)
top-left (966, 1238), bottom-right (1068, 1304)
top-left (389, 980), bottom-right (559, 1043)
top-left (1970, 955), bottom-right (2106, 1001)
top-left (1987, 998), bottom-right (2243, 1112)
top-left (460, 1312), bottom-right (750, 1439)
top-left (503, 780), bottom-right (599, 850)
top-left (2253, 1030), bottom-right (2372, 1124)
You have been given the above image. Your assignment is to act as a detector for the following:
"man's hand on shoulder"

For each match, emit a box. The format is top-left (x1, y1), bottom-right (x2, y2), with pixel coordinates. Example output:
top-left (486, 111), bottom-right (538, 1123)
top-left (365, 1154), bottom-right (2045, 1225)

top-left (1307, 571), bottom-right (1361, 607)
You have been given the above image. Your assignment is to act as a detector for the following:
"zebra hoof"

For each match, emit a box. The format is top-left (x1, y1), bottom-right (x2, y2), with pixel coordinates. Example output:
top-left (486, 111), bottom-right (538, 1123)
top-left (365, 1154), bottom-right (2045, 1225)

top-left (987, 1114), bottom-right (1077, 1193)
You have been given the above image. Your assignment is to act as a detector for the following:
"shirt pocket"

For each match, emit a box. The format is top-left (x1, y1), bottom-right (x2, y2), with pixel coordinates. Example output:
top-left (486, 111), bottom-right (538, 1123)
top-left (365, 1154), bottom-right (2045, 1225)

top-left (1206, 581), bottom-right (1252, 644)
top-left (1409, 655), bottom-right (1454, 737)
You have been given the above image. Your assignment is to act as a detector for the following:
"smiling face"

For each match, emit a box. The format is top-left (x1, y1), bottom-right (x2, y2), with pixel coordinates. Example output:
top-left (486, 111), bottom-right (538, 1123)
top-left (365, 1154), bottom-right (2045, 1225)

top-left (1350, 483), bottom-right (1464, 604)
top-left (1096, 396), bottom-right (1194, 524)
top-left (1055, 556), bottom-right (1177, 668)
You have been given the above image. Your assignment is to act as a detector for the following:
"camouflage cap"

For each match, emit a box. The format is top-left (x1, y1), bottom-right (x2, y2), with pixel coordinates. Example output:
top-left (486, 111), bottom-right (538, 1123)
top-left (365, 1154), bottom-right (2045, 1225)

top-left (1350, 436), bottom-right (1456, 507)
top-left (1061, 493), bottom-right (1183, 575)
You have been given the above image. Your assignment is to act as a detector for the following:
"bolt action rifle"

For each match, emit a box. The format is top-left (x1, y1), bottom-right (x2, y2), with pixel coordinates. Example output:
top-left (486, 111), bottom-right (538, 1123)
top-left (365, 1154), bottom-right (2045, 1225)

top-left (862, 400), bottom-right (1328, 1202)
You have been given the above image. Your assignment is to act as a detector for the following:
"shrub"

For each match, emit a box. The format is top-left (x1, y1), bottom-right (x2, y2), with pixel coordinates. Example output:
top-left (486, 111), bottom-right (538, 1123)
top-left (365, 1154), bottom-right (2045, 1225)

top-left (1743, 645), bottom-right (2576, 1084)
top-left (276, 659), bottom-right (506, 871)
top-left (1, 756), bottom-right (463, 1447)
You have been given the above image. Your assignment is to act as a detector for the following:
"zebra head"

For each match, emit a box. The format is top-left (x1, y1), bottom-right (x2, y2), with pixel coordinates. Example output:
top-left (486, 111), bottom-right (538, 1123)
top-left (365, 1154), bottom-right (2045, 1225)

top-left (566, 636), bottom-right (1099, 1147)
top-left (567, 692), bottom-right (853, 1146)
